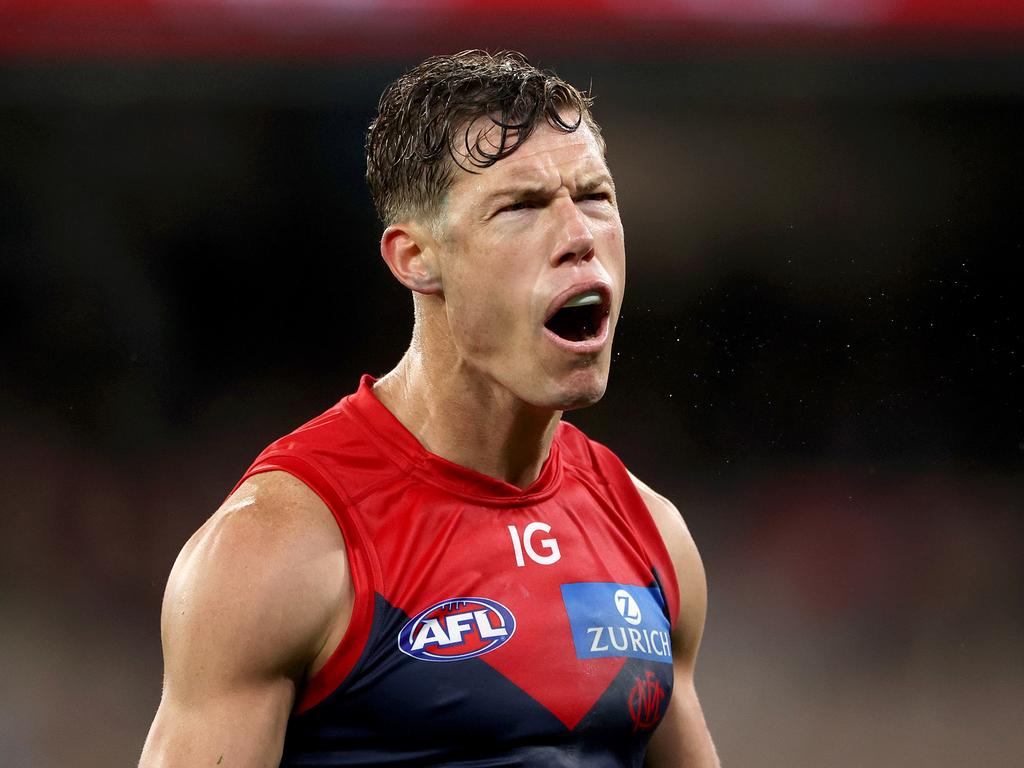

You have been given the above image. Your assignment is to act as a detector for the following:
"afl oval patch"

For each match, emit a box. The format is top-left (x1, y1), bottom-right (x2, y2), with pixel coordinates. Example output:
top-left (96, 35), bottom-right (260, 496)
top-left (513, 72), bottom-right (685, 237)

top-left (397, 597), bottom-right (516, 662)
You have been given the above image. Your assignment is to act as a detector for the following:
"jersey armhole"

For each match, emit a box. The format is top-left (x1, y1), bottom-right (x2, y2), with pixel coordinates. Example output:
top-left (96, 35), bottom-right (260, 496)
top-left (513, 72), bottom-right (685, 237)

top-left (621, 477), bottom-right (682, 629)
top-left (235, 452), bottom-right (381, 715)
top-left (579, 442), bottom-right (682, 628)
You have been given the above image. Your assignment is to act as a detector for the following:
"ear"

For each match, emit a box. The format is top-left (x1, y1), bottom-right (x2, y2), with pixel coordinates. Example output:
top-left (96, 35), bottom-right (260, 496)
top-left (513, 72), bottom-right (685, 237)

top-left (380, 224), bottom-right (443, 295)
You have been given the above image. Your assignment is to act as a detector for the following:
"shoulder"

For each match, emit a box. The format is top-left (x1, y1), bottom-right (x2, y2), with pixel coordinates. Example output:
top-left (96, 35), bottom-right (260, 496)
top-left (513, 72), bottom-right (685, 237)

top-left (162, 471), bottom-right (349, 688)
top-left (627, 472), bottom-right (696, 569)
top-left (627, 471), bottom-right (708, 663)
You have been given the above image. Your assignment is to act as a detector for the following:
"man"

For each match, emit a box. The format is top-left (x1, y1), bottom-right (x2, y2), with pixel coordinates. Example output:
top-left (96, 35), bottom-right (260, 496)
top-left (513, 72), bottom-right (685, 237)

top-left (140, 50), bottom-right (719, 767)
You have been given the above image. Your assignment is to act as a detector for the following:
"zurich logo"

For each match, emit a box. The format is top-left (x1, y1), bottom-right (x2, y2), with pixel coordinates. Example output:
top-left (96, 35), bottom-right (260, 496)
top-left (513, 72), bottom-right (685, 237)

top-left (614, 589), bottom-right (642, 625)
top-left (561, 582), bottom-right (671, 664)
top-left (398, 597), bottom-right (516, 662)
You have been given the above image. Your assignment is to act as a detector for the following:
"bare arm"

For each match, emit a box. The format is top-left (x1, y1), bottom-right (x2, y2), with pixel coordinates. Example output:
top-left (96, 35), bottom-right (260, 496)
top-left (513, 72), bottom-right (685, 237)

top-left (139, 471), bottom-right (351, 768)
top-left (631, 473), bottom-right (721, 768)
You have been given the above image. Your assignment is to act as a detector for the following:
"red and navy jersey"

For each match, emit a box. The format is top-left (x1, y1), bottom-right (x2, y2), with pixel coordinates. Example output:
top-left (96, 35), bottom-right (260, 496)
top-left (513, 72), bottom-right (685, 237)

top-left (235, 376), bottom-right (681, 767)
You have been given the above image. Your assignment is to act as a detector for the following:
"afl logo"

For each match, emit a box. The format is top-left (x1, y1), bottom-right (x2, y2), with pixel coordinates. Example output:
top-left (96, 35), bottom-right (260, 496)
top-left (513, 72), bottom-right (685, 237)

top-left (398, 597), bottom-right (516, 662)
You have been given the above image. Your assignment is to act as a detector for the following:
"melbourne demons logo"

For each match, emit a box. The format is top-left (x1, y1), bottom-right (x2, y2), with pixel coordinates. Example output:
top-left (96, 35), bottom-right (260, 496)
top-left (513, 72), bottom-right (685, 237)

top-left (398, 597), bottom-right (516, 662)
top-left (628, 671), bottom-right (667, 732)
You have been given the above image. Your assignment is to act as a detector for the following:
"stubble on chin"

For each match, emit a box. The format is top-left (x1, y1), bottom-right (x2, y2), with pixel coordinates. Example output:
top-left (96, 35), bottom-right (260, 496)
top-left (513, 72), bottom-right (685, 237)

top-left (548, 371), bottom-right (610, 412)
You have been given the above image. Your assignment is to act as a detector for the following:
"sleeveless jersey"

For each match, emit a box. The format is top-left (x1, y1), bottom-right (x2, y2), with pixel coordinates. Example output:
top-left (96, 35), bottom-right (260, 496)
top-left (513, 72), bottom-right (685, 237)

top-left (235, 376), bottom-right (680, 767)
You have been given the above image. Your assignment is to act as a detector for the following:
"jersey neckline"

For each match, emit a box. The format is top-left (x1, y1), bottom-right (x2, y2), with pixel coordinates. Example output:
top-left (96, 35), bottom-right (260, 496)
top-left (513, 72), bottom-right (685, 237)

top-left (343, 374), bottom-right (564, 506)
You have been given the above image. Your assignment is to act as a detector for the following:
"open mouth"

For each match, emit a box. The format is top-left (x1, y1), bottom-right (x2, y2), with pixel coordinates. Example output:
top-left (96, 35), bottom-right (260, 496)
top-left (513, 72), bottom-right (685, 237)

top-left (544, 289), bottom-right (611, 343)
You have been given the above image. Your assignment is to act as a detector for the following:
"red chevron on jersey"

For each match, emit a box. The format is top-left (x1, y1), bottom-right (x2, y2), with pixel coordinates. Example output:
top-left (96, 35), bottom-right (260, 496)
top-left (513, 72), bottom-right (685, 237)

top-left (233, 375), bottom-right (681, 767)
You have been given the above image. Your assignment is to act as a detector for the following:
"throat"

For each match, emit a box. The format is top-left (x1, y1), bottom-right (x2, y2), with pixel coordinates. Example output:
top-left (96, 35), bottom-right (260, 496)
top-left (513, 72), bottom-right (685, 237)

top-left (449, 405), bottom-right (562, 489)
top-left (373, 364), bottom-right (562, 489)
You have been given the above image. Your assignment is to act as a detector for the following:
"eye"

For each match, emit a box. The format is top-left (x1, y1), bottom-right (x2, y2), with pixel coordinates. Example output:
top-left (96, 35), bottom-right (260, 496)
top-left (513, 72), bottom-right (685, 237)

top-left (578, 192), bottom-right (611, 204)
top-left (499, 200), bottom-right (538, 214)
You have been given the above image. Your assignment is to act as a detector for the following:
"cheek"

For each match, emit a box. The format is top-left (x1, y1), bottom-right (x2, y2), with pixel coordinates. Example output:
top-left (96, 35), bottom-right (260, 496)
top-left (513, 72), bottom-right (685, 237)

top-left (444, 264), bottom-right (527, 357)
top-left (602, 220), bottom-right (626, 267)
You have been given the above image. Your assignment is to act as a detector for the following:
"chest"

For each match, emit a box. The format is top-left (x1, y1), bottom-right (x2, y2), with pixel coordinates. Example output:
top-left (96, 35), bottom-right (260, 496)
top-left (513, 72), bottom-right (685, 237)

top-left (285, 482), bottom-right (675, 766)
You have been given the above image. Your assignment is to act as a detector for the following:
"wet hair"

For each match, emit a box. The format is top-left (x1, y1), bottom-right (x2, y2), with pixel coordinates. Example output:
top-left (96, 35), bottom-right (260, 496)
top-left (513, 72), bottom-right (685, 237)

top-left (366, 49), bottom-right (603, 227)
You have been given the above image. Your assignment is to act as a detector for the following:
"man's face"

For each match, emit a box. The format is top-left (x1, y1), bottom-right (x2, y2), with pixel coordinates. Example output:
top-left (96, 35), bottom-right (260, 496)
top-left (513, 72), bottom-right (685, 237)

top-left (434, 119), bottom-right (625, 411)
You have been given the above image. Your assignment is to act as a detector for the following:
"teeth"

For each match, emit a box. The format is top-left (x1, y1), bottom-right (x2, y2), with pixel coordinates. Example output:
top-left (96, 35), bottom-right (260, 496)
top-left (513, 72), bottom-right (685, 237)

top-left (563, 290), bottom-right (602, 309)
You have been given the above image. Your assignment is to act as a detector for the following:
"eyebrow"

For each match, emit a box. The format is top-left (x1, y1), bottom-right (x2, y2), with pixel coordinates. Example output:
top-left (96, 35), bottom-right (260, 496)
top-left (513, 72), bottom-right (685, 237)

top-left (483, 183), bottom-right (552, 205)
top-left (483, 172), bottom-right (615, 206)
top-left (576, 173), bottom-right (616, 195)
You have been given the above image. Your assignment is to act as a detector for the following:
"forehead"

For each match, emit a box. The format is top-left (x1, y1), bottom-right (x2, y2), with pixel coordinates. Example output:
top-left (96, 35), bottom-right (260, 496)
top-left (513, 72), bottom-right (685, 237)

top-left (447, 120), bottom-right (609, 202)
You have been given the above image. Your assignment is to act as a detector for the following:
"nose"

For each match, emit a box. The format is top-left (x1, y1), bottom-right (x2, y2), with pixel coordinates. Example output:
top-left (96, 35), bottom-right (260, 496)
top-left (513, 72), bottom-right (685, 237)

top-left (549, 197), bottom-right (595, 267)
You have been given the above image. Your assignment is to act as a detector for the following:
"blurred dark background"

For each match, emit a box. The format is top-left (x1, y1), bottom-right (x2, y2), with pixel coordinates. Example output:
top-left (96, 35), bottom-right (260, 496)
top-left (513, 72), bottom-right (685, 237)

top-left (1, 2), bottom-right (1022, 766)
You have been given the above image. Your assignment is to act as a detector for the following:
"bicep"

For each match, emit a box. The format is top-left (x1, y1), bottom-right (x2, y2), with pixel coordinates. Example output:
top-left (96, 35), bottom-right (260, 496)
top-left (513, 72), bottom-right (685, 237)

top-left (644, 581), bottom-right (719, 767)
top-left (140, 475), bottom-right (347, 767)
top-left (140, 536), bottom-right (299, 767)
top-left (645, 672), bottom-right (718, 768)
top-left (140, 675), bottom-right (294, 768)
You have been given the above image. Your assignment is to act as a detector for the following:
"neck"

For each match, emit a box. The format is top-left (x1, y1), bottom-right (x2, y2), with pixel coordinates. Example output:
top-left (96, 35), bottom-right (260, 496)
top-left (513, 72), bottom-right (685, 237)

top-left (373, 341), bottom-right (561, 490)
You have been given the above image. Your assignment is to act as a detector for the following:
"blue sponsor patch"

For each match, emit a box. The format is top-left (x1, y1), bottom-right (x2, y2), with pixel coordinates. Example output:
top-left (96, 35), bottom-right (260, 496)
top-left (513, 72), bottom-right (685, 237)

top-left (560, 582), bottom-right (672, 664)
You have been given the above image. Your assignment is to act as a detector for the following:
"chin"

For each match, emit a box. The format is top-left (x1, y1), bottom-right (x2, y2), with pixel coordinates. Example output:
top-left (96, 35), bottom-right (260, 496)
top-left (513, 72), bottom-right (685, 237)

top-left (545, 372), bottom-right (609, 412)
top-left (557, 393), bottom-right (605, 412)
